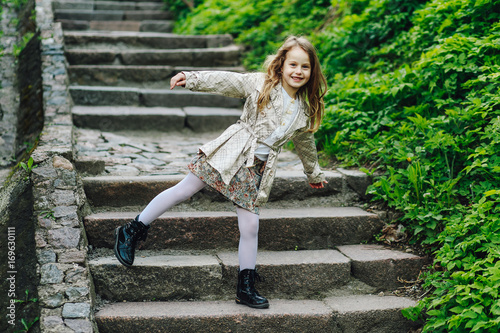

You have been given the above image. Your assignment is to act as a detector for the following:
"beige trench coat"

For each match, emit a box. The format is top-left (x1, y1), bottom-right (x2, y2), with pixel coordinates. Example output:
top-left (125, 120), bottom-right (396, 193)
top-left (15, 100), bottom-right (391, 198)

top-left (184, 71), bottom-right (325, 206)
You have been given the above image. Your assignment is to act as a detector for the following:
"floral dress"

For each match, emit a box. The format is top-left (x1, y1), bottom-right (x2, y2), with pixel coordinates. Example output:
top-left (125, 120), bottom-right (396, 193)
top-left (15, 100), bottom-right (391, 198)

top-left (188, 154), bottom-right (265, 214)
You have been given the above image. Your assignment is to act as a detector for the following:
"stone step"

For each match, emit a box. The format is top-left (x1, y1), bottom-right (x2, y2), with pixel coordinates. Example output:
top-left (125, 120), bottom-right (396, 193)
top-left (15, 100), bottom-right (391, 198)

top-left (68, 65), bottom-right (246, 86)
top-left (72, 106), bottom-right (242, 132)
top-left (81, 171), bottom-right (359, 207)
top-left (337, 244), bottom-right (431, 291)
top-left (64, 31), bottom-right (234, 49)
top-left (95, 296), bottom-right (420, 333)
top-left (54, 9), bottom-right (172, 21)
top-left (65, 45), bottom-right (241, 66)
top-left (69, 86), bottom-right (244, 108)
top-left (89, 246), bottom-right (427, 301)
top-left (53, 0), bottom-right (164, 11)
top-left (89, 249), bottom-right (351, 301)
top-left (58, 19), bottom-right (174, 32)
top-left (83, 208), bottom-right (383, 251)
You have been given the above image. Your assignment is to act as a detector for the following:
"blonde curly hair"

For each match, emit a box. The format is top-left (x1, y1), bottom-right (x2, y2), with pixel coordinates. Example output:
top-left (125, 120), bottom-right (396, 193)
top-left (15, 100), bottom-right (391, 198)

top-left (257, 36), bottom-right (327, 132)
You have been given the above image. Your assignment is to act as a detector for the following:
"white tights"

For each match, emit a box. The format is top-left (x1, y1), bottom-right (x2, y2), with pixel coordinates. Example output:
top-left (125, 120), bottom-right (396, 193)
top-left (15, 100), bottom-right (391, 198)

top-left (138, 172), bottom-right (206, 224)
top-left (138, 172), bottom-right (259, 270)
top-left (236, 206), bottom-right (259, 270)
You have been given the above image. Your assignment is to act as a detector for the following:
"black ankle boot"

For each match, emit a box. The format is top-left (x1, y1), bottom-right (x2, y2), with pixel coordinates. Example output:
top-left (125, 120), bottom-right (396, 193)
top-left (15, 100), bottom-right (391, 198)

top-left (114, 215), bottom-right (150, 267)
top-left (235, 269), bottom-right (269, 309)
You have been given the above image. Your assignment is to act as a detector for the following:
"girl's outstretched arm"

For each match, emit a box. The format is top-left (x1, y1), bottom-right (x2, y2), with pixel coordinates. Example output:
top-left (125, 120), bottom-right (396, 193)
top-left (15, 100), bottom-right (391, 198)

top-left (170, 72), bottom-right (187, 89)
top-left (183, 71), bottom-right (264, 99)
top-left (291, 131), bottom-right (325, 185)
top-left (309, 181), bottom-right (328, 189)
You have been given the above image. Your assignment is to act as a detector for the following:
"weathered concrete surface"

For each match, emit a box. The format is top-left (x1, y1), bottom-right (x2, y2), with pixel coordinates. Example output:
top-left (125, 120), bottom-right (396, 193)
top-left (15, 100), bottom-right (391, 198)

top-left (184, 107), bottom-right (242, 132)
top-left (63, 31), bottom-right (234, 49)
top-left (59, 19), bottom-right (174, 32)
top-left (140, 88), bottom-right (243, 108)
top-left (270, 170), bottom-right (344, 201)
top-left (338, 244), bottom-right (431, 291)
top-left (219, 250), bottom-right (351, 297)
top-left (82, 171), bottom-right (352, 207)
top-left (54, 9), bottom-right (172, 21)
top-left (95, 300), bottom-right (333, 333)
top-left (83, 207), bottom-right (383, 251)
top-left (69, 86), bottom-right (243, 108)
top-left (95, 296), bottom-right (421, 332)
top-left (90, 249), bottom-right (352, 301)
top-left (73, 127), bottom-right (328, 179)
top-left (72, 106), bottom-right (187, 131)
top-left (138, 20), bottom-right (174, 33)
top-left (52, 1), bottom-right (164, 11)
top-left (83, 175), bottom-right (180, 206)
top-left (326, 295), bottom-right (421, 333)
top-left (337, 168), bottom-right (372, 199)
top-left (67, 65), bottom-right (245, 86)
top-left (65, 45), bottom-right (241, 66)
top-left (89, 254), bottom-right (223, 301)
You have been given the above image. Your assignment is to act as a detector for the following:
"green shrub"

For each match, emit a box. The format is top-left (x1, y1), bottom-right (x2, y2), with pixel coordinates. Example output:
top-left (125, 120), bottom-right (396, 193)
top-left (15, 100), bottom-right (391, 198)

top-left (174, 0), bottom-right (331, 69)
top-left (314, 0), bottom-right (426, 78)
top-left (1, 0), bottom-right (36, 57)
top-left (406, 191), bottom-right (500, 332)
top-left (315, 1), bottom-right (500, 331)
top-left (318, 0), bottom-right (500, 248)
top-left (163, 0), bottom-right (204, 19)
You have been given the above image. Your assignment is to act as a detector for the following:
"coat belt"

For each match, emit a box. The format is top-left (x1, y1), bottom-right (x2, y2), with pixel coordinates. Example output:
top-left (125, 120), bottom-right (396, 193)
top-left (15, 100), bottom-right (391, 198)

top-left (237, 120), bottom-right (277, 168)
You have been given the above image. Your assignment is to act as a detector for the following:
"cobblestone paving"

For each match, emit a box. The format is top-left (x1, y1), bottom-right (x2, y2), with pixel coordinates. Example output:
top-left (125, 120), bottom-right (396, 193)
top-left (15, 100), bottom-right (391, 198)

top-left (75, 128), bottom-right (304, 177)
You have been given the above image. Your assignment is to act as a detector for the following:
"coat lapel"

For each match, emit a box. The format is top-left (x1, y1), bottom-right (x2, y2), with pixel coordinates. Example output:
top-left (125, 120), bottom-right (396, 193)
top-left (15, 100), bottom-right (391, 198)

top-left (269, 84), bottom-right (283, 124)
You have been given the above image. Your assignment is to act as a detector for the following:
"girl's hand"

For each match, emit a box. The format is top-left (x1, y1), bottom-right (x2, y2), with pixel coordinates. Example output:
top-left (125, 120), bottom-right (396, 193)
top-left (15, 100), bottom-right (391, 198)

top-left (170, 72), bottom-right (187, 89)
top-left (309, 181), bottom-right (328, 189)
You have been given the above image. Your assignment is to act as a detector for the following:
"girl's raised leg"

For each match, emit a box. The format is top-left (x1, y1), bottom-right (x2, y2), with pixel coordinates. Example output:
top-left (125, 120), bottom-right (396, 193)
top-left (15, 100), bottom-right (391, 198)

top-left (114, 172), bottom-right (206, 267)
top-left (138, 172), bottom-right (206, 225)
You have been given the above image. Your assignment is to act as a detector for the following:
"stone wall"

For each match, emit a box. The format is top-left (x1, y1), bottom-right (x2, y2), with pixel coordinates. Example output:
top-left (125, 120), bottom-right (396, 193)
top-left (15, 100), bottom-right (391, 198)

top-left (0, 173), bottom-right (40, 333)
top-left (1, 0), bottom-right (98, 331)
top-left (32, 0), bottom-right (98, 331)
top-left (0, 0), bottom-right (40, 168)
top-left (0, 2), bottom-right (41, 332)
top-left (0, 4), bottom-right (19, 168)
top-left (17, 30), bottom-right (44, 156)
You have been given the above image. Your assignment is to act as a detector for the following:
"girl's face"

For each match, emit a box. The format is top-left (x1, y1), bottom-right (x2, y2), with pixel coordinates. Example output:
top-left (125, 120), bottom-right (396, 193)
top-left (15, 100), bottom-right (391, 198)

top-left (281, 46), bottom-right (311, 98)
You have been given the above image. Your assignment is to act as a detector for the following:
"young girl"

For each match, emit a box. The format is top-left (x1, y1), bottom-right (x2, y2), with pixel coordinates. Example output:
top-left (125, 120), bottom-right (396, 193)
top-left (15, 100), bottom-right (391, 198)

top-left (114, 36), bottom-right (328, 309)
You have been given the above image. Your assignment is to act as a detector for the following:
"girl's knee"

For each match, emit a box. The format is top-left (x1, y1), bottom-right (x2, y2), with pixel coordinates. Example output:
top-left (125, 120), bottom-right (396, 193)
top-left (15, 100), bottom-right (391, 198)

top-left (238, 218), bottom-right (259, 238)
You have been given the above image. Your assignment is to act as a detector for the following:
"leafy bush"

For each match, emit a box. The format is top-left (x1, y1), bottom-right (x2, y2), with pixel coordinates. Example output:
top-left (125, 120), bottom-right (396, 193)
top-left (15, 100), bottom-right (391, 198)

top-left (319, 0), bottom-right (500, 247)
top-left (314, 0), bottom-right (426, 78)
top-left (173, 0), bottom-right (331, 69)
top-left (163, 0), bottom-right (204, 19)
top-left (424, 191), bottom-right (500, 332)
top-left (317, 1), bottom-right (500, 331)
top-left (1, 0), bottom-right (36, 57)
top-left (4, 0), bottom-right (30, 11)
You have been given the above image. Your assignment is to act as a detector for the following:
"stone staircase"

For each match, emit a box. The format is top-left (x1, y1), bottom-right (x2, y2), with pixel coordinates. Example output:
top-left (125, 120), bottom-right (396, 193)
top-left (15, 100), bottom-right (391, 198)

top-left (56, 0), bottom-right (427, 331)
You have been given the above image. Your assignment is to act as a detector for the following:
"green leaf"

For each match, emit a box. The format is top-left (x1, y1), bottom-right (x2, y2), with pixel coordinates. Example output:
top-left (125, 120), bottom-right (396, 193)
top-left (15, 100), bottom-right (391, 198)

top-left (470, 320), bottom-right (487, 332)
top-left (449, 306), bottom-right (465, 314)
